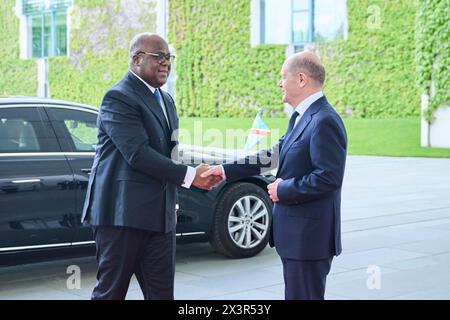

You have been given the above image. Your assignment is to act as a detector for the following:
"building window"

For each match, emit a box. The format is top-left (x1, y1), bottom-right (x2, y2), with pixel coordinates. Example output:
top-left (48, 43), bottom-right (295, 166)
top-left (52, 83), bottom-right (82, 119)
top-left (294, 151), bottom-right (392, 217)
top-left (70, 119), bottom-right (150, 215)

top-left (292, 0), bottom-right (313, 45)
top-left (251, 0), bottom-right (347, 46)
top-left (313, 0), bottom-right (347, 43)
top-left (19, 0), bottom-right (72, 58)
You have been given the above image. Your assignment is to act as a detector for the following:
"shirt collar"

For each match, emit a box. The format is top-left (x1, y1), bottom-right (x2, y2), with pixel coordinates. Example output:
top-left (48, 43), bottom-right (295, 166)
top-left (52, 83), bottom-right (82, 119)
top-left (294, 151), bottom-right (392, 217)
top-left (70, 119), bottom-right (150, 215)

top-left (130, 70), bottom-right (157, 94)
top-left (294, 91), bottom-right (323, 116)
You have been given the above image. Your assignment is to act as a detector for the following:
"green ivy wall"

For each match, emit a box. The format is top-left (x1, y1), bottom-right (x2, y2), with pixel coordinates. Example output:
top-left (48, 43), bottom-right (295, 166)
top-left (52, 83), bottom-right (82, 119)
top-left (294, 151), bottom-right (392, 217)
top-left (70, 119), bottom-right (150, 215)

top-left (0, 1), bottom-right (36, 96)
top-left (1, 0), bottom-right (445, 119)
top-left (168, 0), bottom-right (286, 117)
top-left (169, 0), bottom-right (422, 118)
top-left (415, 0), bottom-right (449, 121)
top-left (318, 0), bottom-right (420, 118)
top-left (0, 0), bottom-right (157, 107)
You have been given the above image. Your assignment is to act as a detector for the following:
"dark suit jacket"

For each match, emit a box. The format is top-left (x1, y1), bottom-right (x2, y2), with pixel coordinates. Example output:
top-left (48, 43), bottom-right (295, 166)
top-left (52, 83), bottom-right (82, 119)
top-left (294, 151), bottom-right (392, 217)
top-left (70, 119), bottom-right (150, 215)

top-left (223, 96), bottom-right (347, 260)
top-left (81, 72), bottom-right (188, 233)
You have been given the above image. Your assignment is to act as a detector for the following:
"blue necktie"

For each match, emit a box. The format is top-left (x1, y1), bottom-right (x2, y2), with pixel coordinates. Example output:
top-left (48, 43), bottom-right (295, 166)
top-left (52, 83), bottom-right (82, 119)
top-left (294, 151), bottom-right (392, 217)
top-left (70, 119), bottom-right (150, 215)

top-left (285, 111), bottom-right (299, 137)
top-left (153, 88), bottom-right (171, 128)
top-left (153, 88), bottom-right (162, 105)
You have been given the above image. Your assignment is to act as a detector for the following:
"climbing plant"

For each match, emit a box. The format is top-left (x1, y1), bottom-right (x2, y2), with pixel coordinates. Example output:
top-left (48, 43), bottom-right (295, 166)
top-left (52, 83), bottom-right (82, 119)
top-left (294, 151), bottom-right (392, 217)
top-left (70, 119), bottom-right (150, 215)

top-left (169, 0), bottom-right (421, 118)
top-left (0, 0), bottom-right (157, 108)
top-left (415, 0), bottom-right (449, 121)
top-left (0, 0), bottom-right (433, 119)
top-left (168, 0), bottom-right (286, 117)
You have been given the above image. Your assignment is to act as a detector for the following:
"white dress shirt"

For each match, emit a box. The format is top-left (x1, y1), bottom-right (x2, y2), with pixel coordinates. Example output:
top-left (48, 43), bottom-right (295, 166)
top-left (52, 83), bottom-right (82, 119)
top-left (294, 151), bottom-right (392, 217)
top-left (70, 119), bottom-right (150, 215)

top-left (129, 70), bottom-right (196, 188)
top-left (130, 70), bottom-right (170, 125)
top-left (292, 90), bottom-right (323, 128)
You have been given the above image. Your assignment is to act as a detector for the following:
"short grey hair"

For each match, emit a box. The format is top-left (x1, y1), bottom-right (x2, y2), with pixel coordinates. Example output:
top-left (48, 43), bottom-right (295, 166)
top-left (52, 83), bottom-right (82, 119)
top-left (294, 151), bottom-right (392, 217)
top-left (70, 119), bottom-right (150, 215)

top-left (288, 53), bottom-right (326, 85)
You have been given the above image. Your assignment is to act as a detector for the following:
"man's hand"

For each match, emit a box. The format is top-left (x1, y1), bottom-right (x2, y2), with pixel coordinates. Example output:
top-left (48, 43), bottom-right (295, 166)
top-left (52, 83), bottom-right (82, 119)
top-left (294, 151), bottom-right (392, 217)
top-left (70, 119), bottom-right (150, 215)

top-left (267, 178), bottom-right (283, 202)
top-left (192, 164), bottom-right (223, 190)
top-left (200, 165), bottom-right (224, 179)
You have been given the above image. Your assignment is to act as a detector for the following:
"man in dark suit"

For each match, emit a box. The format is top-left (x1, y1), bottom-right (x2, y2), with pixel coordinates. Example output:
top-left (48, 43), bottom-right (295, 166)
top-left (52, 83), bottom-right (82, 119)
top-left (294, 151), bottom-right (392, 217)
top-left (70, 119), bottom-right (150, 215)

top-left (81, 33), bottom-right (218, 300)
top-left (202, 51), bottom-right (347, 300)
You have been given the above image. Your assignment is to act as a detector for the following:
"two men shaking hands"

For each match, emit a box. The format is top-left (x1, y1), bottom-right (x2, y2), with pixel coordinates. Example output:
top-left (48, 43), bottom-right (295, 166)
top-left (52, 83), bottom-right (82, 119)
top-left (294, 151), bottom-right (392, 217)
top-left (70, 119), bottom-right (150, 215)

top-left (84, 32), bottom-right (347, 301)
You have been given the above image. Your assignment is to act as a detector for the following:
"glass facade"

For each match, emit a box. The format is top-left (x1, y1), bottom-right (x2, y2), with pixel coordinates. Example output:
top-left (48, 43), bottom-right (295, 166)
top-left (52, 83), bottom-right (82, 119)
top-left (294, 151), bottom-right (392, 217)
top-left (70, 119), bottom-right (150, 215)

top-left (314, 0), bottom-right (346, 42)
top-left (23, 0), bottom-right (71, 58)
top-left (23, 0), bottom-right (72, 15)
top-left (257, 0), bottom-right (346, 46)
top-left (292, 0), bottom-right (312, 44)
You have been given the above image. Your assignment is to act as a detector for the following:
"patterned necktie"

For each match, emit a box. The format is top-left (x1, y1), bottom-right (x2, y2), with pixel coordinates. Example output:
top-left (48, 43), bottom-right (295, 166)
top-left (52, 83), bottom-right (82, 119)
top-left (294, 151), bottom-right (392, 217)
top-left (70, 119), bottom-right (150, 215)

top-left (285, 111), bottom-right (299, 137)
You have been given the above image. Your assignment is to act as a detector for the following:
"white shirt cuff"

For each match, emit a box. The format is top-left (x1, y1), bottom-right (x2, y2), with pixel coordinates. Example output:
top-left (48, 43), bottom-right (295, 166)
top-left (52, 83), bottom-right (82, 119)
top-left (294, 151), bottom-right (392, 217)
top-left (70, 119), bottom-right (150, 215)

top-left (220, 165), bottom-right (226, 180)
top-left (181, 166), bottom-right (196, 188)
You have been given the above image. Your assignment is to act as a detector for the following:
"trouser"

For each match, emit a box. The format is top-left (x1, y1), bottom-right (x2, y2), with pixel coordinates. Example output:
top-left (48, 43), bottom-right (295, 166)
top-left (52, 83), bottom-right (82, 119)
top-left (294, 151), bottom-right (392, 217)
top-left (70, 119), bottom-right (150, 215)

top-left (281, 257), bottom-right (333, 300)
top-left (91, 226), bottom-right (175, 300)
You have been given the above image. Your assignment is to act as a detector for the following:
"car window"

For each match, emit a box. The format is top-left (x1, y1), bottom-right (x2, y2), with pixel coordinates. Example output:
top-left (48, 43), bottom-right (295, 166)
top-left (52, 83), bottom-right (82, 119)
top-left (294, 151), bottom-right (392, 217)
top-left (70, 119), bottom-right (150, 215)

top-left (63, 118), bottom-right (97, 152)
top-left (47, 107), bottom-right (98, 152)
top-left (0, 107), bottom-right (43, 152)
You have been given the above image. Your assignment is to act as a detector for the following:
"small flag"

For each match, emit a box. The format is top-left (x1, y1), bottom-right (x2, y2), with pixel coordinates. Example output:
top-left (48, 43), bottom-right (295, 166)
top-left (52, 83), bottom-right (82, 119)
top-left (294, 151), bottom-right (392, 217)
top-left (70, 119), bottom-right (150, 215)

top-left (244, 113), bottom-right (271, 151)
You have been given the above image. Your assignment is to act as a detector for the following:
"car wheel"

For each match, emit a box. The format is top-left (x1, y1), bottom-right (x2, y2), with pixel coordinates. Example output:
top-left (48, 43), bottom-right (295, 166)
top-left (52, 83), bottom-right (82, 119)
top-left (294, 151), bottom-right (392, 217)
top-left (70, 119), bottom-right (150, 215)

top-left (210, 182), bottom-right (272, 258)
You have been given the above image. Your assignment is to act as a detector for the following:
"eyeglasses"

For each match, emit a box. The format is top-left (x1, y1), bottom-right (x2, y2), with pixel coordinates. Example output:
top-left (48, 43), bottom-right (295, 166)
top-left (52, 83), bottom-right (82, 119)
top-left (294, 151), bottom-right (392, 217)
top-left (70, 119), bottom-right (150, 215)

top-left (137, 51), bottom-right (175, 63)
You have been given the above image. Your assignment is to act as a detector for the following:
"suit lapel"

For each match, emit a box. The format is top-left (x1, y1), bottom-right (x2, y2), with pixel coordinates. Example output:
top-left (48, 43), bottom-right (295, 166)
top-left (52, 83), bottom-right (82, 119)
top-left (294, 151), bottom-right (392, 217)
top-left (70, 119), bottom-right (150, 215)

top-left (160, 90), bottom-right (177, 132)
top-left (126, 72), bottom-right (171, 136)
top-left (279, 97), bottom-right (325, 167)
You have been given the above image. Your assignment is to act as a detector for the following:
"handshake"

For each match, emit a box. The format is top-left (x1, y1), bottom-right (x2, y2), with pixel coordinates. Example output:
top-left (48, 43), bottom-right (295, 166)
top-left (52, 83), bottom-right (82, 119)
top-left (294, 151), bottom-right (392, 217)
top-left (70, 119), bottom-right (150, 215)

top-left (191, 164), bottom-right (225, 190)
top-left (190, 164), bottom-right (283, 203)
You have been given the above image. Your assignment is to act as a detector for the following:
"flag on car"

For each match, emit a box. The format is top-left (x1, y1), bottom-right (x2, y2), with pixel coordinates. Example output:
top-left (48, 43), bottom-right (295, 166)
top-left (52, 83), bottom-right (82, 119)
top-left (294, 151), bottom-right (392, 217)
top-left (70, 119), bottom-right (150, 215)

top-left (244, 113), bottom-right (270, 151)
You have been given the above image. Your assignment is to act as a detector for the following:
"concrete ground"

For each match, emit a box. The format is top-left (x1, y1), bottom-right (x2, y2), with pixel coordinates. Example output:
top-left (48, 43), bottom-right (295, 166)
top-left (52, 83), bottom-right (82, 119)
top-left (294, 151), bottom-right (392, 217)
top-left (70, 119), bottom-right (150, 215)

top-left (1, 155), bottom-right (450, 300)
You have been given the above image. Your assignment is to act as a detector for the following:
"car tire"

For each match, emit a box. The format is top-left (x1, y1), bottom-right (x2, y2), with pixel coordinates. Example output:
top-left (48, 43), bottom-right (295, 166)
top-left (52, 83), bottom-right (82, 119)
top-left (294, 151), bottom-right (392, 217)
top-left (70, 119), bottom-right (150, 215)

top-left (210, 182), bottom-right (273, 258)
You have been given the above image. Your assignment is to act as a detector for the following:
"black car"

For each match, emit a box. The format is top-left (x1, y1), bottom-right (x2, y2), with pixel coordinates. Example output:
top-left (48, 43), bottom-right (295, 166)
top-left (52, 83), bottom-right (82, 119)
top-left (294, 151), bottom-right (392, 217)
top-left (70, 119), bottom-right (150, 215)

top-left (0, 97), bottom-right (274, 262)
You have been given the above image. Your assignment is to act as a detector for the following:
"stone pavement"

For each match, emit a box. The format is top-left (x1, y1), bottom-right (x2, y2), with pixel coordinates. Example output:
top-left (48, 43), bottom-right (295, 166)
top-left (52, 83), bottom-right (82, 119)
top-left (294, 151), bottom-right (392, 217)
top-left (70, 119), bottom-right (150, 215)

top-left (1, 155), bottom-right (449, 300)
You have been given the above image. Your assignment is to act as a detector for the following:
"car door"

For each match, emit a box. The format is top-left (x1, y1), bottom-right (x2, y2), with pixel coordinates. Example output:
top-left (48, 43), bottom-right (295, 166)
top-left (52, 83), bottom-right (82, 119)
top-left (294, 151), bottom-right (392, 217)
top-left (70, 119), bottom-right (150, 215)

top-left (44, 105), bottom-right (98, 244)
top-left (0, 104), bottom-right (76, 252)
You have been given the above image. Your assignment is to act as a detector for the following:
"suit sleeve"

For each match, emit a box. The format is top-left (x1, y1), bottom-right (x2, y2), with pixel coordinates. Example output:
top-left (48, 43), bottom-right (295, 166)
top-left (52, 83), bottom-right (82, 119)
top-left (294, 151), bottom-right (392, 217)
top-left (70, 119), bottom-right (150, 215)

top-left (277, 115), bottom-right (347, 205)
top-left (98, 89), bottom-right (187, 185)
top-left (223, 139), bottom-right (282, 182)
